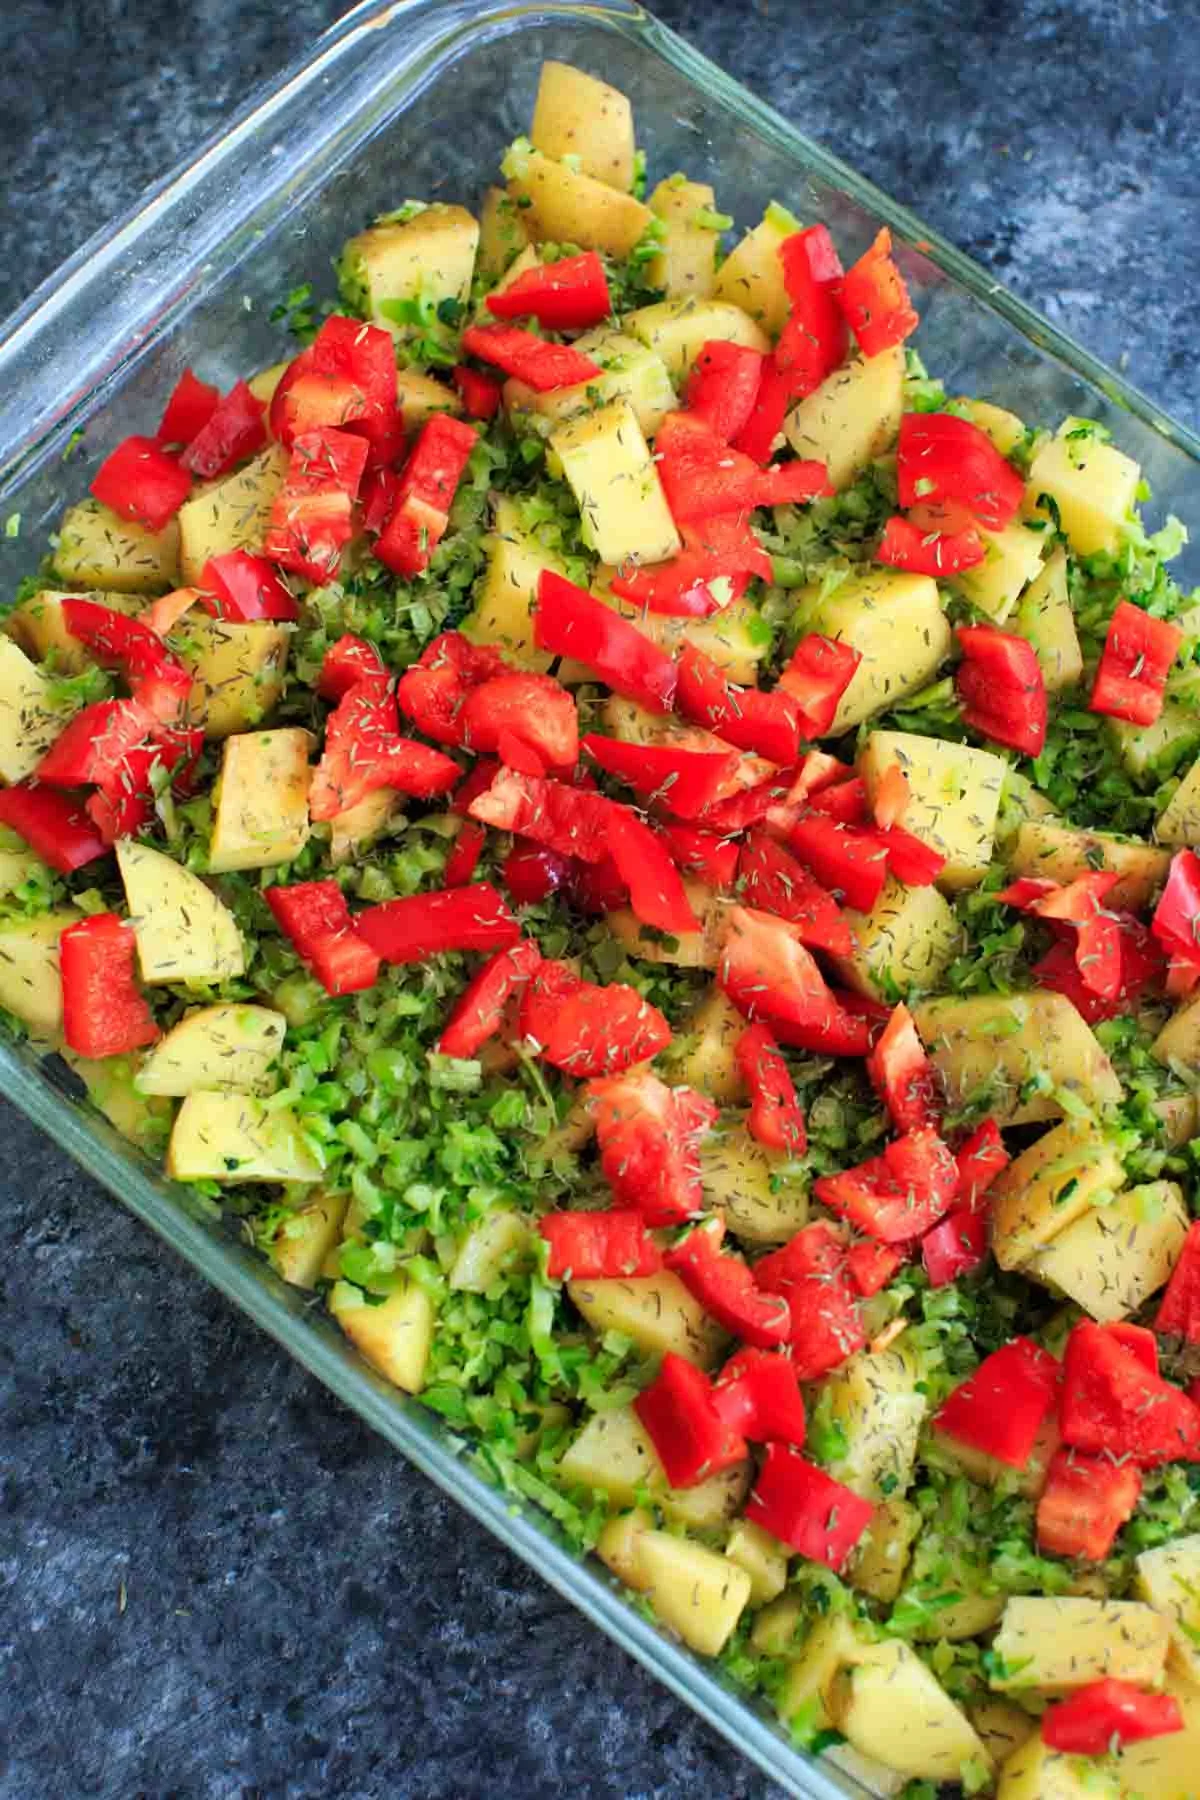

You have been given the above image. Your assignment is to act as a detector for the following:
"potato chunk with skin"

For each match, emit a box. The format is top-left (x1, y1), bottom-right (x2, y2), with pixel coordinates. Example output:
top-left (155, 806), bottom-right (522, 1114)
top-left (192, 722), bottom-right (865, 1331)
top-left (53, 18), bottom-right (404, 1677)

top-left (0, 908), bottom-right (79, 1040)
top-left (448, 1210), bottom-right (531, 1293)
top-left (209, 727), bottom-right (313, 874)
top-left (117, 839), bottom-right (245, 986)
top-left (567, 1270), bottom-right (727, 1367)
top-left (647, 177), bottom-right (720, 300)
top-left (784, 346), bottom-right (905, 490)
top-left (508, 146), bottom-right (652, 258)
top-left (1008, 819), bottom-right (1169, 909)
top-left (953, 518), bottom-right (1046, 624)
top-left (55, 498), bottom-right (180, 594)
top-left (328, 1276), bottom-right (434, 1393)
top-left (477, 185), bottom-right (529, 283)
top-left (835, 1640), bottom-right (992, 1784)
top-left (167, 1092), bottom-right (321, 1184)
top-left (1013, 546), bottom-right (1083, 690)
top-left (1026, 1179), bottom-right (1189, 1321)
top-left (550, 398), bottom-right (680, 567)
top-left (1156, 753), bottom-right (1200, 847)
top-left (267, 1192), bottom-right (349, 1289)
top-left (913, 991), bottom-right (1123, 1127)
top-left (340, 204), bottom-right (479, 339)
top-left (711, 212), bottom-right (794, 335)
top-left (831, 875), bottom-right (961, 1001)
top-left (996, 1736), bottom-right (1119, 1800)
top-left (860, 730), bottom-right (1007, 890)
top-left (135, 1003), bottom-right (287, 1097)
top-left (177, 445), bottom-right (289, 584)
top-left (1024, 427), bottom-right (1141, 557)
top-left (848, 1497), bottom-right (920, 1604)
top-left (634, 1530), bottom-right (752, 1656)
top-left (990, 1596), bottom-right (1169, 1693)
top-left (1154, 990), bottom-right (1200, 1069)
top-left (989, 1116), bottom-right (1126, 1270)
top-left (794, 570), bottom-right (951, 732)
top-left (823, 1341), bottom-right (928, 1502)
top-left (775, 1613), bottom-right (864, 1730)
top-left (171, 617), bottom-right (290, 740)
top-left (0, 637), bottom-right (80, 783)
top-left (623, 298), bottom-right (770, 383)
top-left (1134, 1533), bottom-right (1200, 1686)
top-left (530, 61), bottom-right (635, 191)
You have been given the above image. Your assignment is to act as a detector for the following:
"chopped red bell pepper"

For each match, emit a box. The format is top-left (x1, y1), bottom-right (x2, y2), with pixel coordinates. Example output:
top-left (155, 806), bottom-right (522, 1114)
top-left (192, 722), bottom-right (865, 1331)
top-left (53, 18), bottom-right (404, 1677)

top-left (922, 1208), bottom-right (989, 1287)
top-left (37, 698), bottom-right (157, 789)
top-left (435, 937), bottom-right (542, 1059)
top-left (535, 571), bottom-right (679, 713)
top-left (1061, 1320), bottom-right (1200, 1467)
top-left (732, 362), bottom-right (794, 465)
top-left (1156, 1219), bottom-right (1200, 1343)
top-left (736, 1022), bottom-right (807, 1155)
top-left (265, 880), bottom-right (381, 996)
top-left (999, 869), bottom-right (1124, 1001)
top-left (486, 251), bottom-right (611, 330)
top-left (539, 1208), bottom-right (663, 1280)
top-left (318, 634), bottom-right (388, 701)
top-left (676, 641), bottom-right (801, 765)
top-left (697, 774), bottom-right (798, 836)
top-left (633, 1353), bottom-right (748, 1489)
top-left (1151, 849), bottom-right (1200, 972)
top-left (877, 823), bottom-right (946, 887)
top-left (199, 550), bottom-right (300, 622)
top-left (459, 671), bottom-right (578, 769)
top-left (309, 679), bottom-right (459, 820)
top-left (659, 824), bottom-right (739, 890)
top-left (606, 807), bottom-right (701, 936)
top-left (954, 1118), bottom-right (1009, 1209)
top-left (85, 723), bottom-right (203, 845)
top-left (1036, 1447), bottom-right (1143, 1561)
top-left (712, 1347), bottom-right (808, 1446)
top-left (876, 514), bottom-right (985, 575)
top-left (59, 913), bottom-right (159, 1060)
top-left (0, 784), bottom-right (108, 874)
top-left (754, 1222), bottom-right (866, 1379)
top-left (156, 369), bottom-right (220, 449)
top-left (608, 513), bottom-right (772, 616)
top-left (361, 467), bottom-right (399, 536)
top-left (1090, 600), bottom-right (1183, 727)
top-left (521, 965), bottom-right (673, 1080)
top-left (396, 631), bottom-right (506, 746)
top-left (654, 411), bottom-right (828, 523)
top-left (777, 634), bottom-right (862, 738)
top-left (836, 227), bottom-right (919, 357)
top-left (867, 1003), bottom-right (940, 1133)
top-left (1034, 915), bottom-right (1164, 1024)
top-left (469, 767), bottom-right (617, 865)
top-left (264, 426), bottom-right (369, 583)
top-left (59, 597), bottom-right (193, 724)
top-left (459, 323), bottom-right (601, 392)
top-left (374, 413), bottom-right (478, 578)
top-left (588, 1068), bottom-right (716, 1223)
top-left (1042, 1680), bottom-right (1183, 1757)
top-left (502, 841), bottom-right (569, 905)
top-left (91, 435), bottom-right (192, 532)
top-left (755, 1219), bottom-right (844, 1286)
top-left (451, 758), bottom-right (501, 817)
top-left (775, 227), bottom-right (849, 399)
top-left (666, 1221), bottom-right (792, 1347)
top-left (846, 1239), bottom-right (905, 1297)
top-left (1108, 1321), bottom-right (1160, 1375)
top-left (746, 1443), bottom-right (874, 1570)
top-left (956, 623), bottom-right (1048, 758)
top-left (719, 904), bottom-right (873, 1055)
top-left (269, 315), bottom-right (402, 465)
top-left (788, 814), bottom-right (890, 913)
top-left (685, 341), bottom-right (765, 442)
top-left (816, 1128), bottom-right (960, 1244)
top-left (806, 776), bottom-right (868, 825)
top-left (933, 1336), bottom-right (1060, 1468)
top-left (897, 412), bottom-right (1025, 533)
top-left (450, 364), bottom-right (502, 421)
top-left (442, 820), bottom-right (487, 887)
top-left (180, 378), bottom-right (267, 479)
top-left (737, 832), bottom-right (854, 956)
top-left (582, 731), bottom-right (739, 821)
top-left (355, 883), bottom-right (520, 966)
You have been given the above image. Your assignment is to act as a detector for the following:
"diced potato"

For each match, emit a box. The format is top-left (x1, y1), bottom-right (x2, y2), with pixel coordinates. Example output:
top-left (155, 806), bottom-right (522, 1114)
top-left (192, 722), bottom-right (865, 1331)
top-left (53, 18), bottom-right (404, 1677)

top-left (606, 879), bottom-right (724, 969)
top-left (0, 840), bottom-right (48, 893)
top-left (0, 637), bottom-right (80, 783)
top-left (208, 727), bottom-right (313, 874)
top-left (776, 1614), bottom-right (864, 1731)
top-left (967, 1697), bottom-right (1036, 1771)
top-left (558, 582), bottom-right (769, 687)
top-left (794, 570), bottom-right (951, 732)
top-left (700, 1129), bottom-right (808, 1244)
top-left (1008, 819), bottom-right (1169, 910)
top-left (1156, 754), bottom-right (1200, 848)
top-left (448, 1210), bottom-right (531, 1292)
top-left (340, 204), bottom-right (479, 338)
top-left (860, 730), bottom-right (1007, 890)
top-left (463, 493), bottom-right (565, 670)
top-left (996, 1736), bottom-right (1119, 1800)
top-left (751, 1591), bottom-right (806, 1656)
top-left (672, 985), bottom-right (748, 1104)
top-left (505, 330), bottom-right (675, 438)
top-left (991, 1596), bottom-right (1169, 1693)
top-left (1157, 1090), bottom-right (1198, 1147)
top-left (247, 360), bottom-right (289, 412)
top-left (835, 1640), bottom-right (992, 1784)
top-left (914, 991), bottom-right (1124, 1127)
top-left (848, 1497), bottom-right (920, 1604)
top-left (1154, 991), bottom-right (1200, 1071)
top-left (595, 1508), bottom-right (654, 1589)
top-left (136, 1003), bottom-right (286, 1097)
top-left (395, 368), bottom-right (462, 430)
top-left (1134, 1533), bottom-right (1200, 1686)
top-left (1110, 1671), bottom-right (1200, 1800)
top-left (176, 445), bottom-right (289, 584)
top-left (711, 211), bottom-right (793, 336)
top-left (61, 1050), bottom-right (171, 1150)
top-left (832, 875), bottom-right (961, 1001)
top-left (0, 909), bottom-right (78, 1040)
top-left (647, 177), bottom-right (720, 300)
top-left (1024, 428), bottom-right (1141, 558)
top-left (1013, 546), bottom-right (1083, 690)
top-left (784, 347), bottom-right (905, 490)
top-left (1026, 1179), bottom-right (1188, 1321)
top-left (725, 1519), bottom-right (788, 1606)
top-left (116, 839), bottom-right (246, 986)
top-left (567, 1270), bottom-right (727, 1367)
top-left (267, 1191), bottom-right (349, 1289)
top-left (635, 1529), bottom-right (752, 1656)
top-left (508, 146), bottom-right (652, 258)
top-left (478, 185), bottom-right (530, 283)
top-left (55, 498), bottom-right (180, 594)
top-left (931, 1410), bottom-right (1060, 1500)
top-left (550, 398), bottom-right (680, 566)
top-left (989, 1117), bottom-right (1126, 1270)
top-left (623, 298), bottom-right (770, 382)
top-left (954, 518), bottom-right (1046, 624)
top-left (530, 61), bottom-right (634, 191)
top-left (956, 399), bottom-right (1027, 458)
top-left (167, 1091), bottom-right (321, 1183)
top-left (559, 1404), bottom-right (749, 1525)
top-left (910, 1591), bottom-right (1008, 1642)
top-left (9, 586), bottom-right (137, 672)
top-left (825, 1342), bottom-right (927, 1502)
top-left (328, 789), bottom-right (401, 867)
top-left (170, 617), bottom-right (290, 739)
top-left (328, 1275), bottom-right (434, 1393)
top-left (1110, 698), bottom-right (1200, 780)
top-left (660, 1463), bottom-right (752, 1531)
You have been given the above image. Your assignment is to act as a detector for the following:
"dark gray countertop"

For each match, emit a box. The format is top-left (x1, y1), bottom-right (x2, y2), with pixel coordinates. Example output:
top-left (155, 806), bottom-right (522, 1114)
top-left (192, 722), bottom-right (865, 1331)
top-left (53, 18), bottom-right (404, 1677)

top-left (2, 4), bottom-right (1199, 1796)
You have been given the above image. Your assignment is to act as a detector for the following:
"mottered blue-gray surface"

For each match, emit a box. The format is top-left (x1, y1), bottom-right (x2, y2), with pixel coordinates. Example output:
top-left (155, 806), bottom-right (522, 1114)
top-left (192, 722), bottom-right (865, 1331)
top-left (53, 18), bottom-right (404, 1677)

top-left (2, 3), bottom-right (1199, 1795)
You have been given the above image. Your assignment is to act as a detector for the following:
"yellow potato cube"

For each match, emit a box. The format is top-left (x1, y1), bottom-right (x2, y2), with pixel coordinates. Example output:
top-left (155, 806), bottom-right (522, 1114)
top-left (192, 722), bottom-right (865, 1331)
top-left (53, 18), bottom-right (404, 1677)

top-left (832, 875), bottom-right (962, 1000)
top-left (1008, 818), bottom-right (1168, 909)
top-left (463, 493), bottom-right (565, 669)
top-left (0, 637), bottom-right (80, 783)
top-left (508, 147), bottom-right (652, 258)
top-left (0, 909), bottom-right (79, 1040)
top-left (328, 1276), bottom-right (434, 1393)
top-left (1013, 546), bottom-right (1083, 690)
top-left (550, 398), bottom-right (680, 566)
top-left (914, 991), bottom-right (1123, 1127)
top-left (116, 839), bottom-right (245, 986)
top-left (170, 616), bottom-right (290, 740)
top-left (848, 1497), bottom-right (920, 1604)
top-left (623, 297), bottom-right (770, 382)
top-left (955, 399), bottom-right (1027, 458)
top-left (1026, 1179), bottom-right (1189, 1321)
top-left (477, 184), bottom-right (529, 283)
top-left (135, 1003), bottom-right (286, 1096)
top-left (167, 1092), bottom-right (322, 1184)
top-left (835, 1640), bottom-right (992, 1784)
top-left (1156, 753), bottom-right (1200, 847)
top-left (9, 586), bottom-right (137, 672)
top-left (990, 1596), bottom-right (1169, 1693)
top-left (246, 359), bottom-right (289, 413)
top-left (775, 1614), bottom-right (864, 1731)
top-left (1134, 1534), bottom-right (1200, 1686)
top-left (860, 730), bottom-right (1007, 890)
top-left (177, 445), bottom-right (289, 584)
top-left (55, 498), bottom-right (180, 594)
top-left (954, 518), bottom-right (1046, 623)
top-left (1024, 427), bottom-right (1141, 558)
top-left (725, 1518), bottom-right (789, 1606)
top-left (340, 204), bottom-right (479, 338)
top-left (606, 878), bottom-right (724, 969)
top-left (635, 1530), bottom-right (752, 1656)
top-left (559, 1405), bottom-right (749, 1526)
top-left (990, 1117), bottom-right (1126, 1270)
top-left (647, 176), bottom-right (720, 299)
top-left (1107, 1670), bottom-right (1200, 1799)
top-left (447, 1210), bottom-right (531, 1293)
top-left (996, 1736), bottom-right (1119, 1800)
top-left (567, 1270), bottom-right (727, 1367)
top-left (672, 985), bottom-right (748, 1104)
top-left (505, 330), bottom-right (675, 440)
top-left (530, 61), bottom-right (634, 190)
top-left (794, 568), bottom-right (950, 731)
top-left (328, 789), bottom-right (401, 867)
top-left (595, 1508), bottom-right (653, 1590)
top-left (395, 368), bottom-right (462, 431)
top-left (711, 211), bottom-right (793, 335)
top-left (267, 1192), bottom-right (349, 1289)
top-left (784, 346), bottom-right (905, 490)
top-left (700, 1129), bottom-right (808, 1244)
top-left (208, 727), bottom-right (313, 874)
top-left (966, 1697), bottom-right (1036, 1771)
top-left (823, 1341), bottom-right (928, 1501)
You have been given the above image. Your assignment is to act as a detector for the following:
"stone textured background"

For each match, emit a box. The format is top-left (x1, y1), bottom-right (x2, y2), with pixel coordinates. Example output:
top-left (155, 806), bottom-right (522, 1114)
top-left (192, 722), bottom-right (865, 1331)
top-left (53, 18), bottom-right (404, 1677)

top-left (2, 3), bottom-right (1197, 1796)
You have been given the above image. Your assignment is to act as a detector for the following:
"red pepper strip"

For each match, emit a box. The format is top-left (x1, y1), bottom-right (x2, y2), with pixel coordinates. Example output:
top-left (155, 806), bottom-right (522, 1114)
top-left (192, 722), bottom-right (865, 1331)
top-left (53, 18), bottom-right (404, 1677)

top-left (60, 913), bottom-right (159, 1060)
top-left (374, 413), bottom-right (479, 578)
top-left (735, 1022), bottom-right (807, 1155)
top-left (876, 513), bottom-right (985, 575)
top-left (606, 807), bottom-right (701, 935)
top-left (469, 767), bottom-right (617, 864)
top-left (697, 775), bottom-right (797, 836)
top-left (503, 841), bottom-right (569, 904)
top-left (954, 1118), bottom-right (1009, 1210)
top-left (756, 1219), bottom-right (844, 1286)
top-left (1060, 1323), bottom-right (1200, 1468)
top-left (1042, 1680), bottom-right (1183, 1757)
top-left (451, 757), bottom-right (501, 817)
top-left (309, 680), bottom-right (459, 821)
top-left (1090, 598), bottom-right (1184, 727)
top-left (746, 1444), bottom-right (874, 1571)
top-left (497, 728), bottom-right (547, 776)
top-left (654, 411), bottom-right (828, 524)
top-left (1111, 1321), bottom-right (1160, 1374)
top-left (582, 732), bottom-right (739, 821)
top-left (37, 698), bottom-right (157, 789)
top-left (91, 435), bottom-right (192, 532)
top-left (921, 1208), bottom-right (988, 1287)
top-left (685, 341), bottom-right (765, 442)
top-left (675, 641), bottom-right (801, 765)
top-left (788, 814), bottom-right (890, 913)
top-left (539, 1209), bottom-right (663, 1281)
top-left (956, 622), bottom-right (1048, 758)
top-left (816, 1127), bottom-right (960, 1244)
top-left (156, 369), bottom-right (220, 449)
top-left (866, 1003), bottom-right (940, 1133)
top-left (60, 598), bottom-right (193, 724)
top-left (442, 821), bottom-right (487, 887)
top-left (524, 971), bottom-right (674, 1082)
top-left (361, 467), bottom-right (399, 536)
top-left (86, 725), bottom-right (203, 845)
top-left (588, 1068), bottom-right (715, 1223)
top-left (535, 571), bottom-right (679, 713)
top-left (396, 631), bottom-right (507, 747)
top-left (933, 1336), bottom-right (1061, 1468)
top-left (460, 323), bottom-right (602, 392)
top-left (270, 315), bottom-right (402, 465)
top-left (199, 550), bottom-right (300, 623)
top-left (265, 880), bottom-right (381, 995)
top-left (836, 227), bottom-right (919, 357)
top-left (264, 426), bottom-right (369, 583)
top-left (806, 776), bottom-right (868, 825)
top-left (460, 671), bottom-right (578, 770)
top-left (876, 823), bottom-right (945, 886)
top-left (777, 634), bottom-right (862, 737)
top-left (356, 883), bottom-right (520, 966)
top-left (450, 364), bottom-right (502, 421)
top-left (999, 869), bottom-right (1124, 1001)
top-left (1156, 1219), bottom-right (1200, 1343)
top-left (732, 362), bottom-right (794, 465)
top-left (0, 784), bottom-right (108, 874)
top-left (1037, 1447), bottom-right (1143, 1562)
top-left (773, 228), bottom-right (849, 400)
top-left (659, 825), bottom-right (738, 890)
top-left (180, 378), bottom-right (267, 479)
top-left (845, 1239), bottom-right (905, 1297)
top-left (666, 1222), bottom-right (792, 1347)
top-left (610, 513), bottom-right (773, 617)
top-left (719, 904), bottom-right (873, 1055)
top-left (565, 854), bottom-right (629, 916)
top-left (1033, 916), bottom-right (1164, 1024)
top-left (1151, 849), bottom-right (1200, 973)
top-left (435, 937), bottom-right (542, 1059)
top-left (318, 634), bottom-right (388, 702)
top-left (897, 412), bottom-right (1025, 533)
top-left (486, 251), bottom-right (611, 330)
top-left (712, 1348), bottom-right (808, 1447)
top-left (633, 1352), bottom-right (748, 1489)
top-left (754, 1221), bottom-right (865, 1378)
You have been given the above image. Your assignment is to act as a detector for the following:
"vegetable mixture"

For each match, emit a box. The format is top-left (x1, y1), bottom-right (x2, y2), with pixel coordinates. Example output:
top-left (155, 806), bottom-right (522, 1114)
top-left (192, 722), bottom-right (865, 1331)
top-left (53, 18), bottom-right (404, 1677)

top-left (9, 55), bottom-right (1200, 1799)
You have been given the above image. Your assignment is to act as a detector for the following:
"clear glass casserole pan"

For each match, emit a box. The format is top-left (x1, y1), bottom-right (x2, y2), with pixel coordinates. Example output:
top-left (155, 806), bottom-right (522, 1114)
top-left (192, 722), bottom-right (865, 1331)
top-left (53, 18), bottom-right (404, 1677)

top-left (4, 3), bottom-right (1200, 1793)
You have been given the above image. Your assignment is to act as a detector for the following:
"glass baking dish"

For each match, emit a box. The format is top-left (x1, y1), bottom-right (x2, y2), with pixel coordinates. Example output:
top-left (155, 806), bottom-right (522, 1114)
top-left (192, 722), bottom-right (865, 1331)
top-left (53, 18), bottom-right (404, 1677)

top-left (4, 2), bottom-right (1200, 1793)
